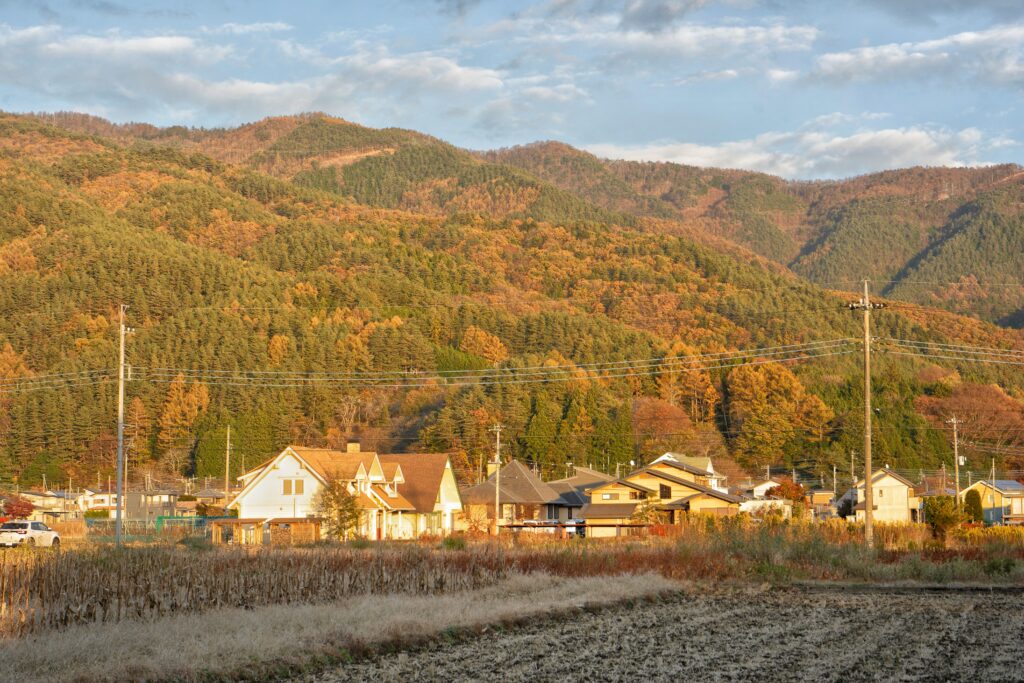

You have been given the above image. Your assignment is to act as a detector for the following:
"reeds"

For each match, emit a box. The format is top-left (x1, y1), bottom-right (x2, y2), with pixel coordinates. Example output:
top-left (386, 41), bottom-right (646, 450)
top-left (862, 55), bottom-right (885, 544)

top-left (0, 546), bottom-right (507, 638)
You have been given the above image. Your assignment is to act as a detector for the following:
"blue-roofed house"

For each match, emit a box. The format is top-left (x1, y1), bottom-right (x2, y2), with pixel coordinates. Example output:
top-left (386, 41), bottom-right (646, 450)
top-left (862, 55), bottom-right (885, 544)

top-left (959, 480), bottom-right (1024, 525)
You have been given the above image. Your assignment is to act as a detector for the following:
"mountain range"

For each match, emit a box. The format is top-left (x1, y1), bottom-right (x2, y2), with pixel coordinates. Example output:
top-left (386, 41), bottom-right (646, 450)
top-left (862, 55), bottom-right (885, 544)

top-left (0, 111), bottom-right (1021, 489)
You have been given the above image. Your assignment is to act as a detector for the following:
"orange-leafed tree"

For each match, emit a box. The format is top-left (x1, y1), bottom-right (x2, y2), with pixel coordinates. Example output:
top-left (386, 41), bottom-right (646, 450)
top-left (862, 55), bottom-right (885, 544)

top-left (459, 325), bottom-right (508, 364)
top-left (157, 374), bottom-right (211, 473)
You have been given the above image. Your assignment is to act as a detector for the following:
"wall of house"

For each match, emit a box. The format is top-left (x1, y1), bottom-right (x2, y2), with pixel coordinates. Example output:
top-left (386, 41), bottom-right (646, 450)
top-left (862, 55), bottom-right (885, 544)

top-left (624, 472), bottom-right (696, 501)
top-left (688, 495), bottom-right (739, 514)
top-left (856, 475), bottom-right (912, 523)
top-left (436, 464), bottom-right (462, 532)
top-left (236, 451), bottom-right (319, 519)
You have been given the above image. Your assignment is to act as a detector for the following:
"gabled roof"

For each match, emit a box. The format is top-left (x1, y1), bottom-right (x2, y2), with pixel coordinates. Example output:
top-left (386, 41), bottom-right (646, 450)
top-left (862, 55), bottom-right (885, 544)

top-left (289, 446), bottom-right (380, 481)
top-left (853, 468), bottom-right (916, 491)
top-left (369, 484), bottom-right (415, 511)
top-left (461, 460), bottom-right (562, 505)
top-left (548, 466), bottom-right (616, 507)
top-left (969, 479), bottom-right (1024, 495)
top-left (587, 478), bottom-right (656, 495)
top-left (654, 453), bottom-right (716, 475)
top-left (646, 458), bottom-right (710, 478)
top-left (378, 453), bottom-right (459, 513)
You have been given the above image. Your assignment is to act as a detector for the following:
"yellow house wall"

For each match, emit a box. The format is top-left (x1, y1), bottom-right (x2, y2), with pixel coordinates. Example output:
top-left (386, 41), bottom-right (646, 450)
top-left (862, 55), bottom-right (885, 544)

top-left (646, 463), bottom-right (707, 487)
top-left (590, 481), bottom-right (649, 503)
top-left (623, 472), bottom-right (698, 501)
top-left (688, 495), bottom-right (738, 513)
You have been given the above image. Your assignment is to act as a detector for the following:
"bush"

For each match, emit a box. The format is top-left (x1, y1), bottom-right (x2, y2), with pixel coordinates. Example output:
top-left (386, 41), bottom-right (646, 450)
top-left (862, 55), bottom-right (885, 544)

top-left (442, 535), bottom-right (467, 551)
top-left (83, 510), bottom-right (109, 519)
top-left (964, 490), bottom-right (984, 523)
top-left (923, 496), bottom-right (964, 546)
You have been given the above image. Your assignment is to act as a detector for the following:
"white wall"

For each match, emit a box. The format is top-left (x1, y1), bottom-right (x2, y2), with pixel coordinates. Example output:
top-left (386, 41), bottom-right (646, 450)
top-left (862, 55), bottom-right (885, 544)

top-left (236, 452), bottom-right (320, 519)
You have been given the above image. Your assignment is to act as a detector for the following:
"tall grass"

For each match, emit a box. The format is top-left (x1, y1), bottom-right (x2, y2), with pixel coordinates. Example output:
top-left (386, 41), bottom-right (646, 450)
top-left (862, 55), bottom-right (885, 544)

top-left (0, 546), bottom-right (507, 637)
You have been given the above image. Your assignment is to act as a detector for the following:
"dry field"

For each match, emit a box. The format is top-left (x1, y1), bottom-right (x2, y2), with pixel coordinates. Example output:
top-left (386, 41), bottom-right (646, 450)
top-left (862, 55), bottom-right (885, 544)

top-left (310, 586), bottom-right (1024, 683)
top-left (0, 573), bottom-right (676, 682)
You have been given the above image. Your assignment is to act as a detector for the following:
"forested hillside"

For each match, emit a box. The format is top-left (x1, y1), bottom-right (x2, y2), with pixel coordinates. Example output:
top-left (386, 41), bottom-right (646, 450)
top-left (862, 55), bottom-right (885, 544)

top-left (484, 143), bottom-right (1024, 327)
top-left (43, 113), bottom-right (1024, 328)
top-left (2, 112), bottom-right (1023, 492)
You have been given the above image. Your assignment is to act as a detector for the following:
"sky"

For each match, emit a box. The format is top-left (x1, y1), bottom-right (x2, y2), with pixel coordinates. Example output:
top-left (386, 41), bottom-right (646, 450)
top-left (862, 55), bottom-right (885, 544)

top-left (0, 0), bottom-right (1022, 179)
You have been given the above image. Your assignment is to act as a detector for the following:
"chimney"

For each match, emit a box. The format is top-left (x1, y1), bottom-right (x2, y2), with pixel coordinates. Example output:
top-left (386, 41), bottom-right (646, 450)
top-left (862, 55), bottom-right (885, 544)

top-left (346, 442), bottom-right (361, 453)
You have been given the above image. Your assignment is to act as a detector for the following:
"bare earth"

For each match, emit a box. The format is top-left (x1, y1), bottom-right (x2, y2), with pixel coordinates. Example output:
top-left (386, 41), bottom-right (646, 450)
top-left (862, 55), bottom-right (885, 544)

top-left (308, 587), bottom-right (1024, 683)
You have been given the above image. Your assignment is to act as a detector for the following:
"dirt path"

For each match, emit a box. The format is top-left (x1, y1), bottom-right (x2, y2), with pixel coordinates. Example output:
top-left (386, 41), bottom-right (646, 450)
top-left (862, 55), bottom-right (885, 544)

top-left (307, 587), bottom-right (1024, 682)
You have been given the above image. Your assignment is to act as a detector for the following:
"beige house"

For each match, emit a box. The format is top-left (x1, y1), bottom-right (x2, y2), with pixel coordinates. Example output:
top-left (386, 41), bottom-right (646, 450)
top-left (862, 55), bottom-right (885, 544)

top-left (580, 460), bottom-right (743, 537)
top-left (840, 468), bottom-right (920, 523)
top-left (226, 444), bottom-right (462, 541)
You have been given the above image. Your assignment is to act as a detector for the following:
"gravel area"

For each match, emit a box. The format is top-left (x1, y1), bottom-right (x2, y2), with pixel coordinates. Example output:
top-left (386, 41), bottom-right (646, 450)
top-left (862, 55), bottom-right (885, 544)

top-left (307, 586), bottom-right (1024, 683)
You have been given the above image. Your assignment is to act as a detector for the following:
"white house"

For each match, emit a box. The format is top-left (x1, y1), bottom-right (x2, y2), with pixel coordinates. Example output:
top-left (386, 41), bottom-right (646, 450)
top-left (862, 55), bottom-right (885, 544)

top-left (227, 443), bottom-right (462, 540)
top-left (838, 468), bottom-right (920, 523)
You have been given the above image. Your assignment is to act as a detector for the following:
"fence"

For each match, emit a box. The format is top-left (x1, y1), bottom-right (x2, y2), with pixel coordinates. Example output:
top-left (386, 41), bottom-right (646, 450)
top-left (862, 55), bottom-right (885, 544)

top-left (83, 516), bottom-right (233, 543)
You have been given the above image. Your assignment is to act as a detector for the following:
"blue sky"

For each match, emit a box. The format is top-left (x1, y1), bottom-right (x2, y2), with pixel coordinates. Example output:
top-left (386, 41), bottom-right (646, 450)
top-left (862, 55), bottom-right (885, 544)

top-left (0, 0), bottom-right (1022, 178)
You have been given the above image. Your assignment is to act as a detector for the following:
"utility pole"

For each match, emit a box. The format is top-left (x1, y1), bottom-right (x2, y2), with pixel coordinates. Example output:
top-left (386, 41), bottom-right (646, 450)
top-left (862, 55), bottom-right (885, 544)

top-left (490, 424), bottom-right (503, 535)
top-left (947, 416), bottom-right (962, 506)
top-left (990, 458), bottom-right (997, 523)
top-left (115, 304), bottom-right (127, 548)
top-left (848, 280), bottom-right (884, 548)
top-left (224, 424), bottom-right (231, 498)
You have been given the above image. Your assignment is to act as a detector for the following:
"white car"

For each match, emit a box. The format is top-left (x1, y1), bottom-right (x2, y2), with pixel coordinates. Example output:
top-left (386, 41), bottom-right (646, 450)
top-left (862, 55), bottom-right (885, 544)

top-left (0, 520), bottom-right (60, 548)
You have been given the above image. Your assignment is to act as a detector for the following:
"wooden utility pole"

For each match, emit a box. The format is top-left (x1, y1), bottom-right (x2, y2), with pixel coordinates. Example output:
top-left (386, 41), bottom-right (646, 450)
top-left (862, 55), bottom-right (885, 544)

top-left (490, 424), bottom-right (503, 535)
top-left (115, 304), bottom-right (127, 548)
top-left (848, 280), bottom-right (884, 548)
top-left (224, 424), bottom-right (232, 498)
top-left (947, 416), bottom-right (962, 506)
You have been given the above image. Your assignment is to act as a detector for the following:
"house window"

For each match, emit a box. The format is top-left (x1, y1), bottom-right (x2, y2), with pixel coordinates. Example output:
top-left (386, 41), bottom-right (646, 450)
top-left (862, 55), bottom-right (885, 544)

top-left (659, 484), bottom-right (671, 499)
top-left (877, 488), bottom-right (883, 498)
top-left (282, 479), bottom-right (304, 496)
top-left (629, 491), bottom-right (640, 500)
top-left (601, 493), bottom-right (618, 501)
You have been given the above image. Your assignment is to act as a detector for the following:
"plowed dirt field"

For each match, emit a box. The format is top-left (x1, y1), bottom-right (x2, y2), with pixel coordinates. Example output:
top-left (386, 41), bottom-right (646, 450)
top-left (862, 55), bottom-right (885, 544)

top-left (310, 586), bottom-right (1024, 682)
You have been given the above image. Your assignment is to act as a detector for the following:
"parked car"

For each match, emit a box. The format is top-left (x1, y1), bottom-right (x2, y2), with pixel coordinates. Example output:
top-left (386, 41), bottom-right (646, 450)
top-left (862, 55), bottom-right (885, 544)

top-left (0, 520), bottom-right (60, 548)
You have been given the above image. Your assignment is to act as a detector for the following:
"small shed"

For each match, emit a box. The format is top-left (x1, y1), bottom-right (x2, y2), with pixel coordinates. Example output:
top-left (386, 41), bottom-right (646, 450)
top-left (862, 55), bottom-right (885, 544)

top-left (210, 517), bottom-right (322, 545)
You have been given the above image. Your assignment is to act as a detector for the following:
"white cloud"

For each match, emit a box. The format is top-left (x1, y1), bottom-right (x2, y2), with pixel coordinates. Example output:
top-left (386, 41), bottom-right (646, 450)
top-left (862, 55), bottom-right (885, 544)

top-left (813, 24), bottom-right (1024, 85)
top-left (536, 17), bottom-right (818, 57)
top-left (766, 68), bottom-right (798, 83)
top-left (0, 24), bottom-right (506, 124)
top-left (584, 120), bottom-right (1008, 179)
top-left (203, 22), bottom-right (293, 35)
top-left (674, 67), bottom-right (744, 84)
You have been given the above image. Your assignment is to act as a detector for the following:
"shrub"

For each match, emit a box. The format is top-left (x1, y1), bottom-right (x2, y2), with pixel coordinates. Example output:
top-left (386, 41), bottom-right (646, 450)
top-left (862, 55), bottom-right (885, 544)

top-left (964, 490), bottom-right (984, 523)
top-left (83, 510), bottom-right (109, 519)
top-left (923, 496), bottom-right (964, 546)
top-left (441, 536), bottom-right (467, 551)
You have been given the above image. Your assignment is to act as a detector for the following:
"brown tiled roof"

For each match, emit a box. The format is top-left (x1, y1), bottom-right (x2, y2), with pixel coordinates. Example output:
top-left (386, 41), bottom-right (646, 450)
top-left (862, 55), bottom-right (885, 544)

top-left (289, 447), bottom-right (379, 480)
top-left (370, 484), bottom-right (415, 511)
top-left (548, 467), bottom-right (615, 506)
top-left (462, 460), bottom-right (562, 505)
top-left (378, 453), bottom-right (456, 514)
